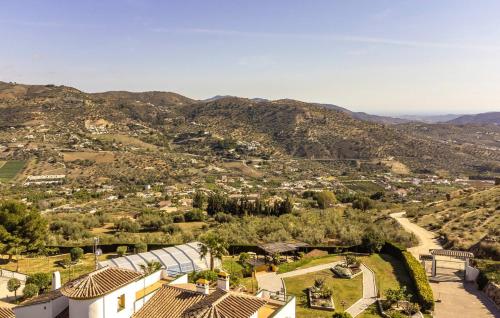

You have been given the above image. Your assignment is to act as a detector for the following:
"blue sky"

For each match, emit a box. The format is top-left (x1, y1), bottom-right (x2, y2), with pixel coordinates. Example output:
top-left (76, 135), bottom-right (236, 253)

top-left (1, 0), bottom-right (500, 114)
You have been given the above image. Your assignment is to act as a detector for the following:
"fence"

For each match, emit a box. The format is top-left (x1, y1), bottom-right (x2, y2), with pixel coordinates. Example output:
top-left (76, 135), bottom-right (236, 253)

top-left (46, 243), bottom-right (362, 256)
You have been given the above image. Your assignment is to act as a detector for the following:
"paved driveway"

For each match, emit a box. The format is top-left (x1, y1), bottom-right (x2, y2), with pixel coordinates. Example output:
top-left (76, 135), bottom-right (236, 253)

top-left (390, 212), bottom-right (498, 318)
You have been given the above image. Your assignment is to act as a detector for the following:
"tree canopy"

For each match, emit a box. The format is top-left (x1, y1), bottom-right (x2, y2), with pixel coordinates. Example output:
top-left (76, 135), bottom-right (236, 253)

top-left (0, 201), bottom-right (47, 256)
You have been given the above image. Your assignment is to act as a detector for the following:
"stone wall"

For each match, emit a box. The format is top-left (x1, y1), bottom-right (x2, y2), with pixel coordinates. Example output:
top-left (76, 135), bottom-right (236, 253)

top-left (484, 282), bottom-right (500, 307)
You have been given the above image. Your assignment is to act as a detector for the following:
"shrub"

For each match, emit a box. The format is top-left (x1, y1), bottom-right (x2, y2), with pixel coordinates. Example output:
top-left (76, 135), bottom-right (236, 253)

top-left (184, 209), bottom-right (205, 222)
top-left (172, 214), bottom-right (185, 223)
top-left (191, 270), bottom-right (218, 283)
top-left (239, 252), bottom-right (250, 264)
top-left (116, 246), bottom-right (128, 256)
top-left (314, 190), bottom-right (337, 209)
top-left (332, 312), bottom-right (353, 318)
top-left (214, 212), bottom-right (234, 223)
top-left (26, 273), bottom-right (51, 292)
top-left (7, 278), bottom-right (21, 298)
top-left (115, 218), bottom-right (140, 232)
top-left (23, 283), bottom-right (39, 298)
top-left (161, 223), bottom-right (181, 234)
top-left (70, 247), bottom-right (84, 262)
top-left (135, 242), bottom-right (148, 253)
top-left (382, 242), bottom-right (434, 312)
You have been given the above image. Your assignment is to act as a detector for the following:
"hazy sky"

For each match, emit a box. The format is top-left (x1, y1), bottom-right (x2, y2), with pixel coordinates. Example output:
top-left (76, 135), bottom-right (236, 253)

top-left (1, 0), bottom-right (500, 114)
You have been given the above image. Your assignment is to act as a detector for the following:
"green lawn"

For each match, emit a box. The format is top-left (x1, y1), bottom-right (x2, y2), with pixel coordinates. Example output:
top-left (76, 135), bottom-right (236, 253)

top-left (283, 269), bottom-right (363, 317)
top-left (0, 253), bottom-right (112, 284)
top-left (358, 304), bottom-right (383, 318)
top-left (0, 160), bottom-right (25, 182)
top-left (359, 253), bottom-right (416, 298)
top-left (222, 256), bottom-right (245, 274)
top-left (282, 253), bottom-right (415, 317)
top-left (278, 254), bottom-right (342, 274)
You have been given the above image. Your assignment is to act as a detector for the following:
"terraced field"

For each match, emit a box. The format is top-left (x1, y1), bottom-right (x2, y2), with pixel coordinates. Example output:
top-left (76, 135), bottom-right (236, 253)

top-left (0, 160), bottom-right (25, 182)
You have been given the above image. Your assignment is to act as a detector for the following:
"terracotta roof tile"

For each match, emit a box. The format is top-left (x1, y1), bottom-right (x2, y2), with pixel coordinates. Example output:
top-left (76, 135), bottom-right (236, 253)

top-left (185, 290), bottom-right (266, 318)
top-left (133, 285), bottom-right (206, 318)
top-left (133, 286), bottom-right (267, 318)
top-left (16, 289), bottom-right (63, 307)
top-left (61, 267), bottom-right (142, 299)
top-left (0, 308), bottom-right (14, 318)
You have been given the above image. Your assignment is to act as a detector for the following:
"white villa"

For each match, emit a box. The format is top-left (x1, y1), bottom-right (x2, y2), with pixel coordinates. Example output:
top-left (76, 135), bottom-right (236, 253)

top-left (0, 243), bottom-right (295, 318)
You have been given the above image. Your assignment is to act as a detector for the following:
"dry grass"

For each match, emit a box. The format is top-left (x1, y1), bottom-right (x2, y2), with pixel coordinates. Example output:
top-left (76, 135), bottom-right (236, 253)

top-left (0, 253), bottom-right (112, 284)
top-left (63, 151), bottom-right (115, 163)
top-left (381, 159), bottom-right (410, 175)
top-left (94, 134), bottom-right (158, 151)
top-left (222, 161), bottom-right (263, 178)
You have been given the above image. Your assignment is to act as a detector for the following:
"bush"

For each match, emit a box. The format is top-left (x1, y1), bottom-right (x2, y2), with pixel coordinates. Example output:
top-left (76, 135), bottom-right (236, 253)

top-left (135, 242), bottom-right (148, 253)
top-left (191, 270), bottom-right (218, 283)
top-left (214, 212), bottom-right (234, 223)
top-left (332, 312), bottom-right (353, 318)
top-left (7, 278), bottom-right (21, 297)
top-left (382, 242), bottom-right (434, 312)
top-left (26, 273), bottom-right (51, 292)
top-left (161, 223), bottom-right (181, 235)
top-left (23, 283), bottom-right (40, 298)
top-left (184, 209), bottom-right (205, 222)
top-left (172, 214), bottom-right (185, 223)
top-left (70, 247), bottom-right (84, 262)
top-left (115, 218), bottom-right (140, 232)
top-left (314, 190), bottom-right (337, 209)
top-left (116, 246), bottom-right (128, 256)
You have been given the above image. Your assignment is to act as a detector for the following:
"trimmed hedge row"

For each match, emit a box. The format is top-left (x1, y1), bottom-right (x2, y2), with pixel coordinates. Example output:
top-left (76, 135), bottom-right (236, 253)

top-left (382, 242), bottom-right (434, 312)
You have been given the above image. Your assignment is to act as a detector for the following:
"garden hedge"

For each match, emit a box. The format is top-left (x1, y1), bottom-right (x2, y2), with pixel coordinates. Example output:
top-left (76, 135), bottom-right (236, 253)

top-left (382, 242), bottom-right (434, 312)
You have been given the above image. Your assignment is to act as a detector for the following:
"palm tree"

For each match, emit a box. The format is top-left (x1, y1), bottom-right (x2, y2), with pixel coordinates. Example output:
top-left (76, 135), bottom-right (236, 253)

top-left (139, 261), bottom-right (162, 275)
top-left (199, 233), bottom-right (229, 271)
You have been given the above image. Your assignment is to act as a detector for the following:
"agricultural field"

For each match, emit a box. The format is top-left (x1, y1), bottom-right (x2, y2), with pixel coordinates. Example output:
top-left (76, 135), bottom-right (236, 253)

top-left (0, 160), bottom-right (25, 182)
top-left (62, 151), bottom-right (115, 163)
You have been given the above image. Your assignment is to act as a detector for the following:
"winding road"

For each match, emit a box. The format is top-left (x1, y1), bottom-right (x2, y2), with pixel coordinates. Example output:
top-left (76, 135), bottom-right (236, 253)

top-left (390, 212), bottom-right (498, 318)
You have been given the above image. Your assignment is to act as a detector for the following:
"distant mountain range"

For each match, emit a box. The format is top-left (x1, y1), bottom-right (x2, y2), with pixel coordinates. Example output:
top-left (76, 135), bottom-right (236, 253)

top-left (205, 95), bottom-right (498, 125)
top-left (1, 81), bottom-right (498, 175)
top-left (447, 112), bottom-right (500, 125)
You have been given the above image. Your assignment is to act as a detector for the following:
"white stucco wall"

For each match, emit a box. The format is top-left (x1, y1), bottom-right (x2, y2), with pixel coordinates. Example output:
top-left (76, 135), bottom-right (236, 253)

top-left (170, 273), bottom-right (188, 285)
top-left (68, 282), bottom-right (137, 318)
top-left (271, 296), bottom-right (296, 318)
top-left (14, 302), bottom-right (53, 318)
top-left (69, 297), bottom-right (103, 318)
top-left (13, 296), bottom-right (69, 318)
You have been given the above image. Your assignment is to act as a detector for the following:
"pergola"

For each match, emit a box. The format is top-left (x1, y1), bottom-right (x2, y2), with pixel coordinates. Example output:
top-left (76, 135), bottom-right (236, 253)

top-left (259, 242), bottom-right (309, 255)
top-left (426, 249), bottom-right (474, 279)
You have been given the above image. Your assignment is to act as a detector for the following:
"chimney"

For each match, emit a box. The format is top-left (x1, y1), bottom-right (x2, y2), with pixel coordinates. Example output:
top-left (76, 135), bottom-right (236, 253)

top-left (217, 271), bottom-right (230, 291)
top-left (196, 278), bottom-right (210, 295)
top-left (52, 271), bottom-right (61, 290)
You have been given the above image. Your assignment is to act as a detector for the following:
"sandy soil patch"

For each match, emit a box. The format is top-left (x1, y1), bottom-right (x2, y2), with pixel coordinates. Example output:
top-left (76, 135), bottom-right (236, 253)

top-left (63, 151), bottom-right (115, 163)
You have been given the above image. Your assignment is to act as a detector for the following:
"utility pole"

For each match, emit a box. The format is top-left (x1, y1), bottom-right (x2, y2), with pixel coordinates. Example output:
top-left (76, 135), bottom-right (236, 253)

top-left (93, 237), bottom-right (100, 270)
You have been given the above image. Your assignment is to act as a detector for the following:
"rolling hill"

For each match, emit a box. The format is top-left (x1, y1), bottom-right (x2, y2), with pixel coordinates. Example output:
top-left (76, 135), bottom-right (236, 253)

top-left (0, 81), bottom-right (498, 176)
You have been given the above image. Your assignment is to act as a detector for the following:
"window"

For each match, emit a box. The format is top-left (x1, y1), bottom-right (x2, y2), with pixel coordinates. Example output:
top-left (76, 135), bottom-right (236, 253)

top-left (117, 294), bottom-right (125, 312)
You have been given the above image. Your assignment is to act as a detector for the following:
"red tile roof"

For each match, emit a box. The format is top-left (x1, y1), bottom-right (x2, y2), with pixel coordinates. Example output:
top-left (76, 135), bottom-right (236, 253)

top-left (0, 308), bottom-right (14, 318)
top-left (133, 286), bottom-right (267, 318)
top-left (61, 267), bottom-right (142, 299)
top-left (16, 289), bottom-right (63, 307)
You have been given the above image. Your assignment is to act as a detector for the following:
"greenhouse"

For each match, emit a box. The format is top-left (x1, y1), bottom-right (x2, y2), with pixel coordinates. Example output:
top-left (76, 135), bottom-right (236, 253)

top-left (98, 242), bottom-right (217, 275)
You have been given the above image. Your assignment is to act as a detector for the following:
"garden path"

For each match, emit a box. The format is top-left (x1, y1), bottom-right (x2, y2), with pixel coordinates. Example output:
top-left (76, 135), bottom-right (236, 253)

top-left (345, 264), bottom-right (377, 317)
